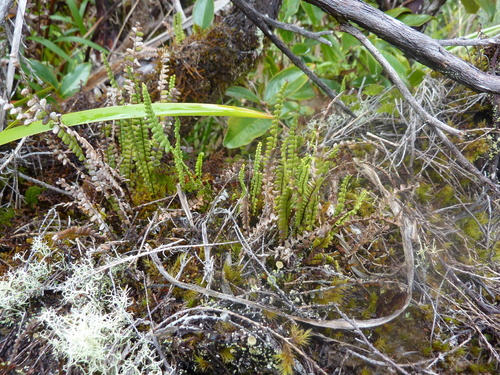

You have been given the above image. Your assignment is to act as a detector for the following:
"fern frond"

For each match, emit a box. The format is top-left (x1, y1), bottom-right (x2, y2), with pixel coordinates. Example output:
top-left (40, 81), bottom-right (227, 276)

top-left (173, 12), bottom-right (186, 44)
top-left (172, 117), bottom-right (190, 187)
top-left (196, 152), bottom-right (204, 179)
top-left (334, 175), bottom-right (351, 216)
top-left (55, 125), bottom-right (85, 162)
top-left (250, 142), bottom-right (263, 214)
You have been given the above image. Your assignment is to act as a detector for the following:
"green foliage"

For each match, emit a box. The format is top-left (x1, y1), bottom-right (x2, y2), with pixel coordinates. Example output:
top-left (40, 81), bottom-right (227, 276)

top-left (0, 103), bottom-right (271, 146)
top-left (24, 186), bottom-right (45, 207)
top-left (193, 0), bottom-right (214, 29)
top-left (458, 212), bottom-right (488, 241)
top-left (274, 344), bottom-right (295, 375)
top-left (0, 207), bottom-right (15, 228)
top-left (173, 12), bottom-right (186, 44)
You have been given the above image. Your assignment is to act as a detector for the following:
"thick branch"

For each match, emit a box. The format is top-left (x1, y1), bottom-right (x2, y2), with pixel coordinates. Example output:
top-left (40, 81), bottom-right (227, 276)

top-left (304, 0), bottom-right (500, 94)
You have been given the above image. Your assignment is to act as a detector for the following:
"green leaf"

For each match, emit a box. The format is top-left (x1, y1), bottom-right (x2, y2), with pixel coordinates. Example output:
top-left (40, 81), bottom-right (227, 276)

top-left (380, 50), bottom-right (409, 80)
top-left (407, 68), bottom-right (426, 87)
top-left (301, 3), bottom-right (323, 25)
top-left (291, 43), bottom-right (311, 56)
top-left (226, 86), bottom-right (260, 103)
top-left (66, 0), bottom-right (86, 35)
top-left (264, 66), bottom-right (309, 104)
top-left (54, 36), bottom-right (109, 54)
top-left (398, 13), bottom-right (433, 27)
top-left (385, 7), bottom-right (411, 18)
top-left (282, 0), bottom-right (301, 19)
top-left (59, 63), bottom-right (91, 99)
top-left (0, 103), bottom-right (272, 146)
top-left (27, 36), bottom-right (73, 62)
top-left (362, 83), bottom-right (385, 96)
top-left (28, 60), bottom-right (59, 89)
top-left (460, 0), bottom-right (480, 13)
top-left (223, 117), bottom-right (273, 148)
top-left (476, 0), bottom-right (496, 20)
top-left (288, 83), bottom-right (315, 101)
top-left (193, 0), bottom-right (214, 29)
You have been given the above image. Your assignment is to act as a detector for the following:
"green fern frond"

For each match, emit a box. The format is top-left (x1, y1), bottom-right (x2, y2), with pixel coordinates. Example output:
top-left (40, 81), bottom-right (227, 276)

top-left (119, 119), bottom-right (134, 180)
top-left (263, 82), bottom-right (287, 164)
top-left (239, 164), bottom-right (248, 196)
top-left (278, 187), bottom-right (293, 240)
top-left (56, 126), bottom-right (85, 162)
top-left (334, 175), bottom-right (351, 217)
top-left (173, 12), bottom-right (186, 44)
top-left (250, 142), bottom-right (263, 213)
top-left (335, 189), bottom-right (368, 226)
top-left (172, 117), bottom-right (190, 188)
top-left (196, 152), bottom-right (204, 179)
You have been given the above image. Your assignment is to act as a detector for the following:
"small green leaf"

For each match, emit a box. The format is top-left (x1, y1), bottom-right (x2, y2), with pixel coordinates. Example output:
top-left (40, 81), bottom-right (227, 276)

top-left (460, 0), bottom-right (480, 13)
top-left (226, 86), bottom-right (260, 103)
top-left (66, 0), bottom-right (86, 34)
top-left (291, 43), bottom-right (311, 56)
top-left (27, 36), bottom-right (73, 62)
top-left (59, 63), bottom-right (91, 99)
top-left (300, 2), bottom-right (323, 25)
top-left (288, 83), bottom-right (315, 101)
top-left (28, 60), bottom-right (59, 89)
top-left (385, 7), bottom-right (412, 18)
top-left (0, 103), bottom-right (272, 146)
top-left (282, 0), bottom-right (300, 19)
top-left (54, 36), bottom-right (109, 54)
top-left (362, 83), bottom-right (385, 96)
top-left (476, 0), bottom-right (496, 20)
top-left (264, 66), bottom-right (309, 104)
top-left (398, 13), bottom-right (433, 27)
top-left (224, 117), bottom-right (273, 148)
top-left (193, 0), bottom-right (214, 29)
top-left (407, 68), bottom-right (426, 87)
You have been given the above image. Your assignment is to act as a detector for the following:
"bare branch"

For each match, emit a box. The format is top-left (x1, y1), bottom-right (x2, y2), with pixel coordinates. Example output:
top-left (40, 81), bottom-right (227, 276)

top-left (261, 15), bottom-right (333, 45)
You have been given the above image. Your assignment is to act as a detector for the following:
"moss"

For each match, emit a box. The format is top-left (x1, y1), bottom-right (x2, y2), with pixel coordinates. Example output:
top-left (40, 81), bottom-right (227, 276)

top-left (462, 137), bottom-right (490, 162)
top-left (415, 182), bottom-right (433, 203)
top-left (434, 184), bottom-right (458, 208)
top-left (458, 212), bottom-right (488, 242)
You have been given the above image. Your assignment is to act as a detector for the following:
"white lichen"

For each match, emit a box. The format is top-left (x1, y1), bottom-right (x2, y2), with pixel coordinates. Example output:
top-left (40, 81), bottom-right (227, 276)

top-left (0, 236), bottom-right (53, 319)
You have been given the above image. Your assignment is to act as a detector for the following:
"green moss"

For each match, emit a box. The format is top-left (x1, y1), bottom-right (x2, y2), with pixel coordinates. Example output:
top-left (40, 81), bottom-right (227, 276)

top-left (462, 137), bottom-right (490, 162)
top-left (458, 213), bottom-right (488, 242)
top-left (415, 182), bottom-right (433, 203)
top-left (0, 207), bottom-right (15, 228)
top-left (434, 184), bottom-right (458, 208)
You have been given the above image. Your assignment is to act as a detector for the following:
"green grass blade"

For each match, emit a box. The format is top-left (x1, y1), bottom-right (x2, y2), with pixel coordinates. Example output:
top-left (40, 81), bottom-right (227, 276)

top-left (66, 0), bottom-right (86, 35)
top-left (54, 36), bottom-right (109, 54)
top-left (0, 103), bottom-right (272, 146)
top-left (27, 36), bottom-right (73, 62)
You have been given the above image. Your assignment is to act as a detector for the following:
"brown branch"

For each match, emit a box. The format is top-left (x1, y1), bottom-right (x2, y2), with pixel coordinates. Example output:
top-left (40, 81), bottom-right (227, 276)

top-left (304, 0), bottom-right (500, 95)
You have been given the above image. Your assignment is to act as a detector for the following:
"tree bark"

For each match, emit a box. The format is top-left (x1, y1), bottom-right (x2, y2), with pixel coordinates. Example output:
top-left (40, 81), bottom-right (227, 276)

top-left (304, 0), bottom-right (500, 94)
